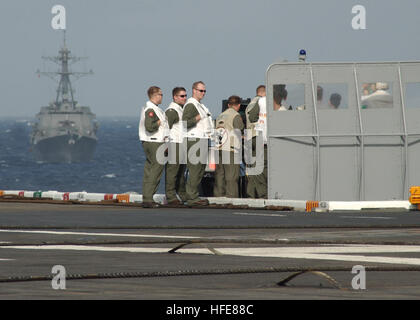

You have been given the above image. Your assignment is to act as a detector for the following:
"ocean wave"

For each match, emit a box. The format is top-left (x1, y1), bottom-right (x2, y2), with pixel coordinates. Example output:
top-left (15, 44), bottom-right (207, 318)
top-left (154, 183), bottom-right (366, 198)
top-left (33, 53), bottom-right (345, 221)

top-left (102, 173), bottom-right (116, 178)
top-left (0, 119), bottom-right (158, 194)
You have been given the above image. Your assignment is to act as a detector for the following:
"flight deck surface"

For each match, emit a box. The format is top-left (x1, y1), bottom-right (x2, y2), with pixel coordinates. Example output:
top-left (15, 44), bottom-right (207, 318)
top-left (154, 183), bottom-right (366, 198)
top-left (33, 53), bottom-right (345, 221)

top-left (1, 202), bottom-right (420, 300)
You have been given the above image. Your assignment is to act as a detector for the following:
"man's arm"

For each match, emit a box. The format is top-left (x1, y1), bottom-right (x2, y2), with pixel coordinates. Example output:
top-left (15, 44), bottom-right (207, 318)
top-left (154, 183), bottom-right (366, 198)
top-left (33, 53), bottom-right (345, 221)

top-left (145, 108), bottom-right (160, 133)
top-left (165, 109), bottom-right (179, 129)
top-left (182, 103), bottom-right (200, 129)
top-left (233, 114), bottom-right (245, 132)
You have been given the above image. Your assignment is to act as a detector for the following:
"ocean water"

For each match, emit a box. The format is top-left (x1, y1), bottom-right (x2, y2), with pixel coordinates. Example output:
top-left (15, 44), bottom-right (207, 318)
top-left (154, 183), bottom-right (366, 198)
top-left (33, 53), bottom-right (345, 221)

top-left (0, 117), bottom-right (162, 194)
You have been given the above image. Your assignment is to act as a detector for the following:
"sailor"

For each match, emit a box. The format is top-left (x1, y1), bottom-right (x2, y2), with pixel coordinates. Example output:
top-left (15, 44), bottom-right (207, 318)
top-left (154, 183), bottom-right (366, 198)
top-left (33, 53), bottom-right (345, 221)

top-left (245, 85), bottom-right (268, 199)
top-left (328, 93), bottom-right (342, 109)
top-left (213, 95), bottom-right (245, 198)
top-left (316, 85), bottom-right (328, 109)
top-left (165, 87), bottom-right (188, 205)
top-left (273, 85), bottom-right (289, 111)
top-left (182, 81), bottom-right (214, 206)
top-left (361, 82), bottom-right (393, 109)
top-left (139, 86), bottom-right (169, 208)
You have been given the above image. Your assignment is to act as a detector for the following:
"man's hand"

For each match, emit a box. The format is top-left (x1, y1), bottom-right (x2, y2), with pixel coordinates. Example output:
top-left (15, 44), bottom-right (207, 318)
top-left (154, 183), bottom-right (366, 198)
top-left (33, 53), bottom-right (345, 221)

top-left (195, 114), bottom-right (201, 122)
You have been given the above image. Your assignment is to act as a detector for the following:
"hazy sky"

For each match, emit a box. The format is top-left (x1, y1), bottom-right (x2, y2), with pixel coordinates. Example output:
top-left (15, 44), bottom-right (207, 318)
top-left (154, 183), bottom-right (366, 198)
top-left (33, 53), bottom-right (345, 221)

top-left (1, 0), bottom-right (419, 117)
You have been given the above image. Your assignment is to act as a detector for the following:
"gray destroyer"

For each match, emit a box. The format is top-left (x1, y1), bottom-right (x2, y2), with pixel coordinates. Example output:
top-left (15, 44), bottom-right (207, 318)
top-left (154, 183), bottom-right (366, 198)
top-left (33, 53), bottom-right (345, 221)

top-left (31, 33), bottom-right (98, 163)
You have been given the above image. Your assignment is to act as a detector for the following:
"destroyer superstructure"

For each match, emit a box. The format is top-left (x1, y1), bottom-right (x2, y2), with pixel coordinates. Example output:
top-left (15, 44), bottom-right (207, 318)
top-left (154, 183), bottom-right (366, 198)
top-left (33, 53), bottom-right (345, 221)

top-left (31, 32), bottom-right (97, 163)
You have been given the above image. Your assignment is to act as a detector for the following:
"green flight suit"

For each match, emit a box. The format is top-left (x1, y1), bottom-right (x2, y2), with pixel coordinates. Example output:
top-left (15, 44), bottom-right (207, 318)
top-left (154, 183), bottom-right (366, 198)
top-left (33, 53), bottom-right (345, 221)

top-left (142, 108), bottom-right (165, 203)
top-left (245, 97), bottom-right (268, 199)
top-left (165, 107), bottom-right (187, 202)
top-left (213, 109), bottom-right (244, 198)
top-left (182, 102), bottom-right (208, 205)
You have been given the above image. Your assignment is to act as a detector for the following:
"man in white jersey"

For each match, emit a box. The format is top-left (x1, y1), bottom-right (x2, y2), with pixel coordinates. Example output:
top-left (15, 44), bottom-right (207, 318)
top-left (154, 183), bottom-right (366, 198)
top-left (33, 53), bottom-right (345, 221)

top-left (182, 81), bottom-right (214, 206)
top-left (165, 87), bottom-right (188, 205)
top-left (139, 86), bottom-right (169, 208)
top-left (244, 85), bottom-right (267, 198)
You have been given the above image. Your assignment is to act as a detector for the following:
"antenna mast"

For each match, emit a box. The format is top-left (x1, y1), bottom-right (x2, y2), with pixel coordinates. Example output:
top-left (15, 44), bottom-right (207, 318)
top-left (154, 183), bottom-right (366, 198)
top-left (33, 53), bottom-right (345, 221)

top-left (36, 31), bottom-right (93, 109)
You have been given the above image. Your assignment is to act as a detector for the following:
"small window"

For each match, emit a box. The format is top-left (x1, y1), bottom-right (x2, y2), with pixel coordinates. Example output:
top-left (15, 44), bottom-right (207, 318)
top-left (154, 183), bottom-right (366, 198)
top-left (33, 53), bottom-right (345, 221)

top-left (405, 82), bottom-right (420, 109)
top-left (360, 82), bottom-right (393, 109)
top-left (273, 84), bottom-right (305, 111)
top-left (317, 83), bottom-right (348, 109)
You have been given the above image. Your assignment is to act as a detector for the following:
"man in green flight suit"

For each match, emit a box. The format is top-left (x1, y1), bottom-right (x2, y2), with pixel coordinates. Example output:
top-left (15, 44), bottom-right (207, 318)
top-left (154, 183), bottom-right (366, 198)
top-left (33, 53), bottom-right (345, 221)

top-left (213, 95), bottom-right (245, 198)
top-left (182, 81), bottom-right (214, 206)
top-left (165, 87), bottom-right (188, 205)
top-left (245, 85), bottom-right (267, 199)
top-left (139, 86), bottom-right (169, 208)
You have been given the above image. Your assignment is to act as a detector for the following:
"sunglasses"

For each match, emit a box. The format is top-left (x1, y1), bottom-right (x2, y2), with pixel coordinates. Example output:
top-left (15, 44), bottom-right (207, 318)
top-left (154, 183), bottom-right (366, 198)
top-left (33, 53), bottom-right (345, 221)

top-left (194, 88), bottom-right (206, 93)
top-left (178, 94), bottom-right (187, 98)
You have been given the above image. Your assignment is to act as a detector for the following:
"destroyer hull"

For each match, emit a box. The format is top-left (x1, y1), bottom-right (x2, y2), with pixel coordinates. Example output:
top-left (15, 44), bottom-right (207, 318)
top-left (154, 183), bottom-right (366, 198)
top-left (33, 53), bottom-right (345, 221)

top-left (32, 134), bottom-right (97, 163)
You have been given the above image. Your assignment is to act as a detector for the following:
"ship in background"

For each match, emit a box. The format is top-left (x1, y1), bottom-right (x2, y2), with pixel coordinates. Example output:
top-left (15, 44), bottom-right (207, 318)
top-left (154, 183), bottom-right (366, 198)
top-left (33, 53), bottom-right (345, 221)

top-left (31, 31), bottom-right (98, 163)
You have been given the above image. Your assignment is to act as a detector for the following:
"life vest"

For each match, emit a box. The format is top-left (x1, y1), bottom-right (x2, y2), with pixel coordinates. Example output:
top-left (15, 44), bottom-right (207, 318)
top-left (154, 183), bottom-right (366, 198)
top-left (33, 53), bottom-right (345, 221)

top-left (256, 96), bottom-right (267, 144)
top-left (138, 101), bottom-right (169, 143)
top-left (246, 96), bottom-right (267, 144)
top-left (166, 102), bottom-right (184, 143)
top-left (184, 97), bottom-right (214, 139)
top-left (215, 108), bottom-right (242, 153)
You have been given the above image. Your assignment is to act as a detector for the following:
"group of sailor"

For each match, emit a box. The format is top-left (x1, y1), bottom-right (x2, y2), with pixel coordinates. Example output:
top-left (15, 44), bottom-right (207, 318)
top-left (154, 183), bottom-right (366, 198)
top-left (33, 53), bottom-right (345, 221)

top-left (361, 82), bottom-right (393, 109)
top-left (138, 82), bottom-right (268, 208)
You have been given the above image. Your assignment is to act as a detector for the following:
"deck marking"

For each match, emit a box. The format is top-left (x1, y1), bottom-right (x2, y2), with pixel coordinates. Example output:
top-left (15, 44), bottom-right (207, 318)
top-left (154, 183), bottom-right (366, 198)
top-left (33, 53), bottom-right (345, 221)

top-left (232, 212), bottom-right (286, 217)
top-left (340, 216), bottom-right (395, 220)
top-left (3, 244), bottom-right (420, 265)
top-left (0, 229), bottom-right (199, 239)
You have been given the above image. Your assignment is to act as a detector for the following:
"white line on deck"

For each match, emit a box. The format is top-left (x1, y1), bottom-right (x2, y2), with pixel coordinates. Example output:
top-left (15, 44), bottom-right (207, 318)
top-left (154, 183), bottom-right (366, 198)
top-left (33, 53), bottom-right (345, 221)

top-left (232, 212), bottom-right (286, 217)
top-left (0, 229), bottom-right (199, 239)
top-left (3, 244), bottom-right (420, 266)
top-left (340, 216), bottom-right (395, 220)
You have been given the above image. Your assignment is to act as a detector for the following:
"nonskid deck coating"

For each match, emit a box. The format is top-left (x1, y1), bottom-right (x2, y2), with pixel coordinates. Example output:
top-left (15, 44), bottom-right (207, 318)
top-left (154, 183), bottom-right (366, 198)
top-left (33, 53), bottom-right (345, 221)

top-left (1, 202), bottom-right (420, 299)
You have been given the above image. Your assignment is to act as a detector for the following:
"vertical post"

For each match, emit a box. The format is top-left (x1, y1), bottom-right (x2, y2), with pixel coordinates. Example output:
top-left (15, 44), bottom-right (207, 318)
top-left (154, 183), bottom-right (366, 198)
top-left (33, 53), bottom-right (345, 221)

top-left (265, 71), bottom-right (270, 199)
top-left (353, 65), bottom-right (365, 201)
top-left (309, 64), bottom-right (321, 200)
top-left (398, 63), bottom-right (409, 199)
